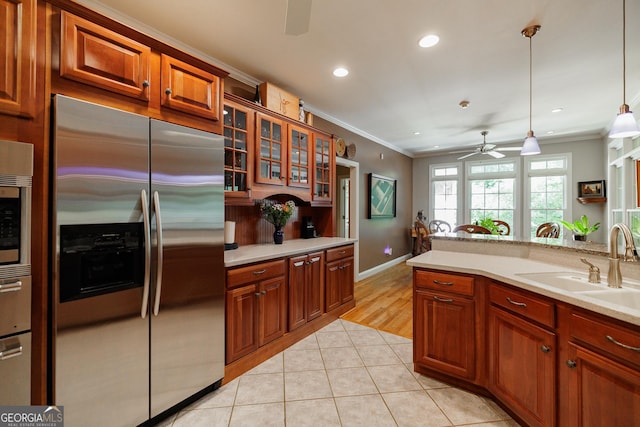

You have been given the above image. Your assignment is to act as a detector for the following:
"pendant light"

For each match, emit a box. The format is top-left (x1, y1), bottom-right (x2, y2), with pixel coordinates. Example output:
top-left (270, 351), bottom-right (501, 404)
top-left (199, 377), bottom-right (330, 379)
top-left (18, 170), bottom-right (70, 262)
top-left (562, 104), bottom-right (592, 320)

top-left (521, 24), bottom-right (542, 156)
top-left (609, 0), bottom-right (640, 139)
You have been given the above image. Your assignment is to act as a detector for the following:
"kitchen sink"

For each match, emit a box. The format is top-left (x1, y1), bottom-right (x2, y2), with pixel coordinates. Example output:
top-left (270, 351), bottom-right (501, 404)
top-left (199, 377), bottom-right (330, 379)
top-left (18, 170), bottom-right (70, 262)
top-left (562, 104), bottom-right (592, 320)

top-left (516, 271), bottom-right (607, 292)
top-left (576, 288), bottom-right (640, 309)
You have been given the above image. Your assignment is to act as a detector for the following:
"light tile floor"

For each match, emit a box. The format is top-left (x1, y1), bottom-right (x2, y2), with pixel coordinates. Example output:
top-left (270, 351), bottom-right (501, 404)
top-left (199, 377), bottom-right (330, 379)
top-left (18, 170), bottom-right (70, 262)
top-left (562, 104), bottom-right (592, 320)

top-left (157, 319), bottom-right (522, 427)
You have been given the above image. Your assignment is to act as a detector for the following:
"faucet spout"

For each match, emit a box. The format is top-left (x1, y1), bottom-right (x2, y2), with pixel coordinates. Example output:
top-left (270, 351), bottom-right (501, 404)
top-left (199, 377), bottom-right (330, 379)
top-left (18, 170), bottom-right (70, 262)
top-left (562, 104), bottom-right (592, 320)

top-left (607, 223), bottom-right (638, 288)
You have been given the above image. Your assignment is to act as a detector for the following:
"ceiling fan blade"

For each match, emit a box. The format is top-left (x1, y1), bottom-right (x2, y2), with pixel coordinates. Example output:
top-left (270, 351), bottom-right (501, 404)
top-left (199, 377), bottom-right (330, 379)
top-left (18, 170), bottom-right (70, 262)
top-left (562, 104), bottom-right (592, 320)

top-left (457, 152), bottom-right (479, 160)
top-left (487, 151), bottom-right (506, 159)
top-left (483, 144), bottom-right (497, 151)
top-left (495, 147), bottom-right (523, 152)
top-left (450, 149), bottom-right (477, 154)
top-left (285, 0), bottom-right (312, 35)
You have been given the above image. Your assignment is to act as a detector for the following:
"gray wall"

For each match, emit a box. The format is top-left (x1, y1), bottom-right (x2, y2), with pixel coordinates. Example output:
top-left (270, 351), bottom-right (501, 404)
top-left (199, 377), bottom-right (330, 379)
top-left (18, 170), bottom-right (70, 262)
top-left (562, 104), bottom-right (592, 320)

top-left (313, 117), bottom-right (414, 273)
top-left (412, 134), bottom-right (608, 243)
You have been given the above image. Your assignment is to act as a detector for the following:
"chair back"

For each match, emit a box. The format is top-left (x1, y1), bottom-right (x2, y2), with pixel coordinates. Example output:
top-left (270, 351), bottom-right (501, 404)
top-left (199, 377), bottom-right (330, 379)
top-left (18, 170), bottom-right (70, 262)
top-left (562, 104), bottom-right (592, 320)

top-left (492, 220), bottom-right (511, 235)
top-left (536, 222), bottom-right (560, 238)
top-left (428, 219), bottom-right (451, 233)
top-left (452, 224), bottom-right (492, 234)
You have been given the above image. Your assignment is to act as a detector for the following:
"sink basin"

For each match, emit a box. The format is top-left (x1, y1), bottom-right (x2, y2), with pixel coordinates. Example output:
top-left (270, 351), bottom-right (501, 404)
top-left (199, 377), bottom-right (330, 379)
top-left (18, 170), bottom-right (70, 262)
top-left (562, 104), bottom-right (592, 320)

top-left (576, 288), bottom-right (640, 310)
top-left (516, 271), bottom-right (607, 292)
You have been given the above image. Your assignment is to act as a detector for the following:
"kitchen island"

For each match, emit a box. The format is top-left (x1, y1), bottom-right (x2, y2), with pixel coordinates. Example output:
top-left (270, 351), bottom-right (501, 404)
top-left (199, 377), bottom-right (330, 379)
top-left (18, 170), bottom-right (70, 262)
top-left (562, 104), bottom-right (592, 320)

top-left (408, 234), bottom-right (640, 427)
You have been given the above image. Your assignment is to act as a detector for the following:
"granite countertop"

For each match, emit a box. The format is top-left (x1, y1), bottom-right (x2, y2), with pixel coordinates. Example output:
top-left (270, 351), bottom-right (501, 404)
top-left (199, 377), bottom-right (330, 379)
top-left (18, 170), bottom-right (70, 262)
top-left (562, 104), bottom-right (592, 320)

top-left (407, 249), bottom-right (640, 327)
top-left (224, 237), bottom-right (357, 267)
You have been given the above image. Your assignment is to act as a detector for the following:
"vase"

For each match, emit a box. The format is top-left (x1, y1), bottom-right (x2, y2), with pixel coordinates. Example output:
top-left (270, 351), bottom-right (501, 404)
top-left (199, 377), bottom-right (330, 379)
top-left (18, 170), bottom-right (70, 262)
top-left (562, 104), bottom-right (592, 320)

top-left (273, 226), bottom-right (284, 244)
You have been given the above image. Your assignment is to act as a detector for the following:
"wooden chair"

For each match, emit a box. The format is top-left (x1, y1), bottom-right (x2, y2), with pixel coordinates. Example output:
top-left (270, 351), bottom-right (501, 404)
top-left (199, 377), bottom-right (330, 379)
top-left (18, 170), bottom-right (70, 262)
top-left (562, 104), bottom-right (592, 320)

top-left (452, 224), bottom-right (492, 234)
top-left (428, 219), bottom-right (452, 233)
top-left (414, 221), bottom-right (431, 254)
top-left (492, 219), bottom-right (511, 235)
top-left (536, 222), bottom-right (560, 238)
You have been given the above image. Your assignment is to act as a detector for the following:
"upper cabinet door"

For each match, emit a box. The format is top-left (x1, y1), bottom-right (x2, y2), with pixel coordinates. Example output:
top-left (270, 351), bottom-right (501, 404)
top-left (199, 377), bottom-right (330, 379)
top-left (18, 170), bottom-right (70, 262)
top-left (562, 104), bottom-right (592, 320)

top-left (160, 54), bottom-right (222, 121)
top-left (255, 112), bottom-right (286, 186)
top-left (312, 132), bottom-right (334, 205)
top-left (60, 12), bottom-right (151, 101)
top-left (287, 124), bottom-right (310, 189)
top-left (0, 0), bottom-right (36, 118)
top-left (224, 100), bottom-right (254, 199)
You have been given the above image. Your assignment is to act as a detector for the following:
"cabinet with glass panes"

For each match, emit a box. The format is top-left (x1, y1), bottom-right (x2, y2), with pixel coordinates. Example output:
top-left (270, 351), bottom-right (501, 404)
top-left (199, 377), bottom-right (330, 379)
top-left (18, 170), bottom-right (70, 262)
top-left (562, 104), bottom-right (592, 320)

top-left (288, 123), bottom-right (311, 189)
top-left (223, 99), bottom-right (254, 201)
top-left (312, 132), bottom-right (334, 205)
top-left (255, 111), bottom-right (286, 186)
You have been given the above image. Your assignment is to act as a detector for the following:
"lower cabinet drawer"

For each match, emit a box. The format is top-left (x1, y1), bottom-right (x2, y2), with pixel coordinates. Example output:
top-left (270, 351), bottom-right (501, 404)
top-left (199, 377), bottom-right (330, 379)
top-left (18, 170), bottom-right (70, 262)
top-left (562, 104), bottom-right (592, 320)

top-left (489, 282), bottom-right (555, 329)
top-left (415, 270), bottom-right (474, 297)
top-left (226, 260), bottom-right (285, 289)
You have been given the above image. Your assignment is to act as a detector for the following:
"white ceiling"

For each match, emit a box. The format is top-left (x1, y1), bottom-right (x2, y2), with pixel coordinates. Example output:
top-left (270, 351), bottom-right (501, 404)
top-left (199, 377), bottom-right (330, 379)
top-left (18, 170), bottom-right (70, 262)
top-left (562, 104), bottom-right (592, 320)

top-left (76, 0), bottom-right (640, 158)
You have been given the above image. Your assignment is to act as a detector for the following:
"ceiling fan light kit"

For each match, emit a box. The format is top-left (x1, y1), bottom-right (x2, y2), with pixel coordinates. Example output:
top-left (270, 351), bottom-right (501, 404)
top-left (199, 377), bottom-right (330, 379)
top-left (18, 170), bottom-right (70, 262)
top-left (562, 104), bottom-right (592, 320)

top-left (521, 24), bottom-right (542, 156)
top-left (609, 0), bottom-right (640, 139)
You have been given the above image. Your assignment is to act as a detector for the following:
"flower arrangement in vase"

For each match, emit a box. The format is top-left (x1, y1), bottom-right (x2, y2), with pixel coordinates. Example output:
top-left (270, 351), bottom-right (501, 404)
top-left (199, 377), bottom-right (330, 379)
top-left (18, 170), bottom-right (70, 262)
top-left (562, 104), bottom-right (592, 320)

top-left (259, 200), bottom-right (296, 244)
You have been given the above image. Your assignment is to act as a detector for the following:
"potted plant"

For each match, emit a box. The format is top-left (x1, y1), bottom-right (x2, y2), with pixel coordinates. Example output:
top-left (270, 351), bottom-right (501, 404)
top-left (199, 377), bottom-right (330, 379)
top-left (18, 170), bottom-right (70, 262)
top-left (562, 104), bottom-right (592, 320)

top-left (560, 215), bottom-right (600, 241)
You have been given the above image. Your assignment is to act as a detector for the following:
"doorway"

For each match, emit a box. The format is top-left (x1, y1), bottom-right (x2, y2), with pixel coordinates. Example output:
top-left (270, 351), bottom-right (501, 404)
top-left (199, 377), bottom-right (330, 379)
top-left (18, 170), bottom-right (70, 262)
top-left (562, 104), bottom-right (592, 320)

top-left (335, 157), bottom-right (359, 279)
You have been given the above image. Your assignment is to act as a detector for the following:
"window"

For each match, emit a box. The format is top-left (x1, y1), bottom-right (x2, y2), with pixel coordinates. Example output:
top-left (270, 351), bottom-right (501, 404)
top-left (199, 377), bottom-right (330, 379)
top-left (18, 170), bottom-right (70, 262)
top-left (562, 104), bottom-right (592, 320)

top-left (430, 164), bottom-right (460, 226)
top-left (467, 159), bottom-right (517, 228)
top-left (525, 154), bottom-right (570, 237)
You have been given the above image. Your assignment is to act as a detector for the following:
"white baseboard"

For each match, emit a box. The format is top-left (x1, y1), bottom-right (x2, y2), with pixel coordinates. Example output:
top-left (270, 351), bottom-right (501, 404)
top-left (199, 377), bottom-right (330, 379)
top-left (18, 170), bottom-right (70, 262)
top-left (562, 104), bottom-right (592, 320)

top-left (356, 253), bottom-right (412, 282)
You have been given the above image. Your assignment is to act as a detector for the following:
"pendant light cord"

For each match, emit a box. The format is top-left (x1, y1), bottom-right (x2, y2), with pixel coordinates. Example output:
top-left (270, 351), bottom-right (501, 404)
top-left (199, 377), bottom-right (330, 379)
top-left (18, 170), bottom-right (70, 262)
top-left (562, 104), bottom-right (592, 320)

top-left (622, 0), bottom-right (626, 105)
top-left (529, 34), bottom-right (533, 133)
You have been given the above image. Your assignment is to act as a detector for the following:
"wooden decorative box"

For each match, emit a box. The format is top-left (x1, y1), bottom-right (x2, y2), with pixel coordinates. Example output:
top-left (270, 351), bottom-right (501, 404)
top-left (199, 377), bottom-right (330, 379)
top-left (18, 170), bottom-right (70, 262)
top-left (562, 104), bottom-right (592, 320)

top-left (259, 82), bottom-right (300, 120)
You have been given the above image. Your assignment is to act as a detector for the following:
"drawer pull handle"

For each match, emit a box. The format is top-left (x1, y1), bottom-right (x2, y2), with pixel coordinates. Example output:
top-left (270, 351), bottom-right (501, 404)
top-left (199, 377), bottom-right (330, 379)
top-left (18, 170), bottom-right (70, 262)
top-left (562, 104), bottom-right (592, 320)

top-left (541, 345), bottom-right (551, 353)
top-left (566, 360), bottom-right (577, 369)
top-left (0, 280), bottom-right (22, 293)
top-left (605, 335), bottom-right (640, 352)
top-left (294, 261), bottom-right (305, 267)
top-left (506, 297), bottom-right (527, 308)
top-left (252, 269), bottom-right (267, 275)
top-left (433, 280), bottom-right (453, 286)
top-left (0, 344), bottom-right (23, 360)
top-left (433, 296), bottom-right (454, 303)
top-left (339, 250), bottom-right (346, 255)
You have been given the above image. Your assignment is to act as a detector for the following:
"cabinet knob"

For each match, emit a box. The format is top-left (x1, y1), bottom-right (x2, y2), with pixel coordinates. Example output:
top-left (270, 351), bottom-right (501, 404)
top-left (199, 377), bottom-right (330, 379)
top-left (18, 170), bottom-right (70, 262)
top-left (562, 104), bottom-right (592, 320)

top-left (261, 290), bottom-right (266, 295)
top-left (165, 88), bottom-right (172, 95)
top-left (255, 292), bottom-right (261, 297)
top-left (541, 345), bottom-right (551, 353)
top-left (142, 80), bottom-right (150, 88)
top-left (566, 360), bottom-right (577, 368)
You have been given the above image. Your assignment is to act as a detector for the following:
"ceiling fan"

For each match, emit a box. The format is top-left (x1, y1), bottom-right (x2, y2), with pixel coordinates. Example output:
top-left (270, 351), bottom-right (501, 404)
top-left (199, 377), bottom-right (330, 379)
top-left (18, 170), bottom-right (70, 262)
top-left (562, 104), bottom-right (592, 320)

top-left (452, 131), bottom-right (521, 160)
top-left (284, 0), bottom-right (312, 35)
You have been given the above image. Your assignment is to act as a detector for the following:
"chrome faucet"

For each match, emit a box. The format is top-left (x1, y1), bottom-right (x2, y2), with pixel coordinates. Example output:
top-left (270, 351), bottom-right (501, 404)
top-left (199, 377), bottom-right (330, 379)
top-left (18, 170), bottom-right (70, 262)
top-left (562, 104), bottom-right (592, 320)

top-left (607, 223), bottom-right (638, 288)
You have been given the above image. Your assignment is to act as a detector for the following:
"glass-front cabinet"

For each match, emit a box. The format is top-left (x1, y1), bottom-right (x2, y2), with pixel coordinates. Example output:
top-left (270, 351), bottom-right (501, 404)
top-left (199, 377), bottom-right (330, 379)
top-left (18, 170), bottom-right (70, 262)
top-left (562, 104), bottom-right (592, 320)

top-left (223, 101), bottom-right (253, 199)
top-left (288, 124), bottom-right (310, 189)
top-left (256, 112), bottom-right (286, 186)
top-left (312, 132), bottom-right (334, 205)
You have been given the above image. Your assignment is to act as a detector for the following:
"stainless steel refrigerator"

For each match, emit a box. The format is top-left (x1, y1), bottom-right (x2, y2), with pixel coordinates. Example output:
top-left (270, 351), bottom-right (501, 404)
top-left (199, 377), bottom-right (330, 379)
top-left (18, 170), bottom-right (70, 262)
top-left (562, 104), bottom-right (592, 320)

top-left (51, 95), bottom-right (225, 426)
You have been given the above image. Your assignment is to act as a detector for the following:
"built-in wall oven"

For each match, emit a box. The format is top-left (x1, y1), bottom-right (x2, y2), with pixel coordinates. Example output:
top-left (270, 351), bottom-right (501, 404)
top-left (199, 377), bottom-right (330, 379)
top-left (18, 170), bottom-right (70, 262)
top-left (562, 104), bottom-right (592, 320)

top-left (0, 140), bottom-right (33, 405)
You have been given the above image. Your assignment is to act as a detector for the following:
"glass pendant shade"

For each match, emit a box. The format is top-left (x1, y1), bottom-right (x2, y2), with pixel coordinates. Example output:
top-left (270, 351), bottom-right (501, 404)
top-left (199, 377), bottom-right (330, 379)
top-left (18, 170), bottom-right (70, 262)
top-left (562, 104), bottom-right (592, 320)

top-left (521, 131), bottom-right (541, 155)
top-left (609, 105), bottom-right (640, 138)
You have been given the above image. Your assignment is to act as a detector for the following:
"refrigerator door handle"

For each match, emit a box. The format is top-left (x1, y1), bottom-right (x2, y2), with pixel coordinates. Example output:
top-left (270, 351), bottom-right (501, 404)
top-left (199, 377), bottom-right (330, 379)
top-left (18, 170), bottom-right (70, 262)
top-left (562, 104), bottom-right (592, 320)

top-left (152, 190), bottom-right (164, 316)
top-left (140, 189), bottom-right (151, 319)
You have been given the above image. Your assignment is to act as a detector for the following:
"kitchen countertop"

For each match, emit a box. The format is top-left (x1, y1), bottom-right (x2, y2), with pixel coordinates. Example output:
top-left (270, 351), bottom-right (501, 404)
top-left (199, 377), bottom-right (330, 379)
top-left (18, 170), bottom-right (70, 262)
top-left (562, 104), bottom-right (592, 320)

top-left (224, 237), bottom-right (357, 267)
top-left (407, 250), bottom-right (640, 327)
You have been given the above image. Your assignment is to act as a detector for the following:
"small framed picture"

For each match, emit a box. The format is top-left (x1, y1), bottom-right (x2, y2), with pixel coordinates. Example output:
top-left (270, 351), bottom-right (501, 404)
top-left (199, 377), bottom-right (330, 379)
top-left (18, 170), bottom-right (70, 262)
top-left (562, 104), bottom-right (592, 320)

top-left (578, 180), bottom-right (606, 198)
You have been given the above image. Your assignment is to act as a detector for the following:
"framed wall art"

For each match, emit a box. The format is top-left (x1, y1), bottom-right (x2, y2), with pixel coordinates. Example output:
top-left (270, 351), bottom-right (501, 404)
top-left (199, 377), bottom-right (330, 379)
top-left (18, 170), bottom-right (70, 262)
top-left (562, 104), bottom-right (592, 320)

top-left (368, 173), bottom-right (396, 218)
top-left (578, 180), bottom-right (606, 198)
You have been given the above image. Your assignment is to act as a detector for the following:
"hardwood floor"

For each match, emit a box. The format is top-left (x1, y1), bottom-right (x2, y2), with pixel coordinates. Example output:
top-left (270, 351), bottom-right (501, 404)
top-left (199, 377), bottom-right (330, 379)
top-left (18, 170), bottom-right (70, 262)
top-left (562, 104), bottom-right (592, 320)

top-left (341, 261), bottom-right (413, 339)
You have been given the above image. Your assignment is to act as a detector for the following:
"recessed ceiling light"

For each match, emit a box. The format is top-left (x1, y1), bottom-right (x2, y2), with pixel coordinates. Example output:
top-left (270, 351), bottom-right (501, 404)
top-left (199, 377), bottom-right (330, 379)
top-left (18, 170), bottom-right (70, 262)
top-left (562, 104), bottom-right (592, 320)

top-left (551, 108), bottom-right (563, 113)
top-left (414, 131), bottom-right (421, 136)
top-left (547, 130), bottom-right (555, 134)
top-left (333, 67), bottom-right (349, 77)
top-left (418, 34), bottom-right (440, 48)
top-left (434, 145), bottom-right (440, 149)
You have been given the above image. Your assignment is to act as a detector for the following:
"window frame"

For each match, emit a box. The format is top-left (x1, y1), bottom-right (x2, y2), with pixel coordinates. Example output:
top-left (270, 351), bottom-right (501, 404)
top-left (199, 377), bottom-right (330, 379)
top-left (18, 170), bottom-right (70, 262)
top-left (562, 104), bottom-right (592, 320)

top-left (429, 162), bottom-right (463, 227)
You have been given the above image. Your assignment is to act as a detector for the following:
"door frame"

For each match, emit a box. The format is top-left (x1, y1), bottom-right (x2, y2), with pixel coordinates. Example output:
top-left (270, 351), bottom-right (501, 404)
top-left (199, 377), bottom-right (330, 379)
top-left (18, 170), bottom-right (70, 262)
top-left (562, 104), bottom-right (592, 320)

top-left (336, 157), bottom-right (359, 281)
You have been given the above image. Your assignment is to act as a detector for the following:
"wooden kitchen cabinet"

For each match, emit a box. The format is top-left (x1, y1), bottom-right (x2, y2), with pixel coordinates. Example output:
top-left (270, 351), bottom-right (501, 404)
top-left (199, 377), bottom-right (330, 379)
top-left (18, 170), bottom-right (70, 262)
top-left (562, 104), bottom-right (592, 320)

top-left (0, 0), bottom-right (37, 118)
top-left (311, 132), bottom-right (334, 205)
top-left (223, 99), bottom-right (254, 201)
top-left (160, 54), bottom-right (222, 121)
top-left (562, 309), bottom-right (640, 427)
top-left (488, 283), bottom-right (556, 427)
top-left (60, 11), bottom-right (151, 101)
top-left (287, 123), bottom-right (311, 189)
top-left (325, 245), bottom-right (354, 312)
top-left (226, 260), bottom-right (286, 363)
top-left (288, 251), bottom-right (324, 331)
top-left (255, 112), bottom-right (286, 186)
top-left (413, 270), bottom-right (477, 381)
